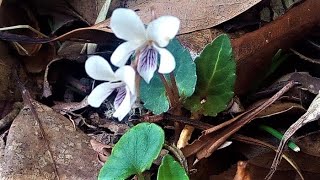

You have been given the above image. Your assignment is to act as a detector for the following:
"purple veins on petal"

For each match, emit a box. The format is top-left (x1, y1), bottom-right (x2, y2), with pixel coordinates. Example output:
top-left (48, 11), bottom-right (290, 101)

top-left (114, 86), bottom-right (127, 109)
top-left (137, 45), bottom-right (158, 83)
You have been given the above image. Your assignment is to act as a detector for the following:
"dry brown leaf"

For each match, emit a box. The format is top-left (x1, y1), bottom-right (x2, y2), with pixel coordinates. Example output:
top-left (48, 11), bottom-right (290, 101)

top-left (109, 0), bottom-right (262, 34)
top-left (67, 0), bottom-right (106, 25)
top-left (0, 1), bottom-right (42, 56)
top-left (28, 0), bottom-right (88, 33)
top-left (0, 102), bottom-right (100, 179)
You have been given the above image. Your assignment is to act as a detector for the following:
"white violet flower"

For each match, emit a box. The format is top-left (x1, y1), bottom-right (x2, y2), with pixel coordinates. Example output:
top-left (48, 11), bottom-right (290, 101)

top-left (110, 8), bottom-right (180, 83)
top-left (85, 55), bottom-right (136, 121)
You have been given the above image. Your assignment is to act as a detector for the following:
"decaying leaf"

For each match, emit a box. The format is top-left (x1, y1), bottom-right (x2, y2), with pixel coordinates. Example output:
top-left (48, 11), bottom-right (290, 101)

top-left (0, 101), bottom-right (100, 179)
top-left (66, 0), bottom-right (107, 25)
top-left (28, 0), bottom-right (88, 33)
top-left (109, 0), bottom-right (262, 34)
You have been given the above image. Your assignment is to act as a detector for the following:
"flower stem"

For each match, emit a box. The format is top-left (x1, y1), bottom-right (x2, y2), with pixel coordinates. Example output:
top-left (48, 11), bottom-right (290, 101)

top-left (169, 72), bottom-right (181, 108)
top-left (136, 173), bottom-right (145, 180)
top-left (134, 72), bottom-right (141, 108)
top-left (159, 73), bottom-right (183, 143)
top-left (259, 124), bottom-right (300, 152)
top-left (132, 52), bottom-right (142, 109)
top-left (158, 73), bottom-right (175, 107)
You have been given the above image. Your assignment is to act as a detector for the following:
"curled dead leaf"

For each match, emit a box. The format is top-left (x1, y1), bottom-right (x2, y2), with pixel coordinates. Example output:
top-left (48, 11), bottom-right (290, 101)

top-left (109, 0), bottom-right (262, 34)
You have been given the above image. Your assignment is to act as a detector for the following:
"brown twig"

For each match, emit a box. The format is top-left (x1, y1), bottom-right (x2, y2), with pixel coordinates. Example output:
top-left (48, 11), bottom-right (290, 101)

top-left (202, 81), bottom-right (296, 158)
top-left (265, 91), bottom-right (320, 180)
top-left (141, 113), bottom-right (213, 131)
top-left (164, 143), bottom-right (188, 173)
top-left (158, 73), bottom-right (183, 143)
top-left (13, 71), bottom-right (60, 180)
top-left (182, 81), bottom-right (296, 159)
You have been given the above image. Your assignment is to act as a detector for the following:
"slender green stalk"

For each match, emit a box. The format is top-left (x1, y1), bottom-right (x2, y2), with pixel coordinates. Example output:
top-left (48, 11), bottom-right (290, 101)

top-left (158, 73), bottom-right (175, 107)
top-left (169, 72), bottom-right (180, 104)
top-left (137, 173), bottom-right (145, 180)
top-left (259, 124), bottom-right (300, 152)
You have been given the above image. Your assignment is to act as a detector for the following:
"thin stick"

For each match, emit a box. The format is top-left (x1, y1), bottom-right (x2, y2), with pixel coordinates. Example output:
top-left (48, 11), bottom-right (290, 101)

top-left (266, 91), bottom-right (320, 180)
top-left (189, 81), bottom-right (296, 159)
top-left (14, 71), bottom-right (60, 180)
top-left (142, 113), bottom-right (213, 130)
top-left (0, 25), bottom-right (48, 38)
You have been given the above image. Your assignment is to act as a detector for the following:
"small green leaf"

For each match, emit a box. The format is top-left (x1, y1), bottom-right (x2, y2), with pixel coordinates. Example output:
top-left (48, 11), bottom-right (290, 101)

top-left (157, 155), bottom-right (189, 180)
top-left (98, 123), bottom-right (165, 180)
top-left (140, 74), bottom-right (169, 115)
top-left (140, 39), bottom-right (197, 114)
top-left (184, 34), bottom-right (236, 116)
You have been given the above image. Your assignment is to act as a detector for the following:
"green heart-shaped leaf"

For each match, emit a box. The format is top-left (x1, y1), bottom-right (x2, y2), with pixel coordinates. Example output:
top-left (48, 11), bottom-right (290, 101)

top-left (140, 38), bottom-right (197, 114)
top-left (157, 155), bottom-right (189, 180)
top-left (184, 34), bottom-right (236, 116)
top-left (98, 123), bottom-right (164, 180)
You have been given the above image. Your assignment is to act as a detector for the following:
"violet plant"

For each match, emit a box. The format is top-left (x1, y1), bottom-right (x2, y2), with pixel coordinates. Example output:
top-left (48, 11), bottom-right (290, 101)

top-left (85, 8), bottom-right (236, 180)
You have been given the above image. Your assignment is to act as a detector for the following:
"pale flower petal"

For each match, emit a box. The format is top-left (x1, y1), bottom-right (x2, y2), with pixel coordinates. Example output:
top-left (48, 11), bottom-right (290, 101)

top-left (110, 8), bottom-right (147, 42)
top-left (155, 47), bottom-right (176, 74)
top-left (85, 56), bottom-right (117, 81)
top-left (113, 86), bottom-right (136, 121)
top-left (87, 82), bottom-right (122, 107)
top-left (111, 41), bottom-right (142, 67)
top-left (147, 16), bottom-right (180, 47)
top-left (115, 65), bottom-right (136, 94)
top-left (114, 86), bottom-right (126, 109)
top-left (137, 46), bottom-right (158, 83)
